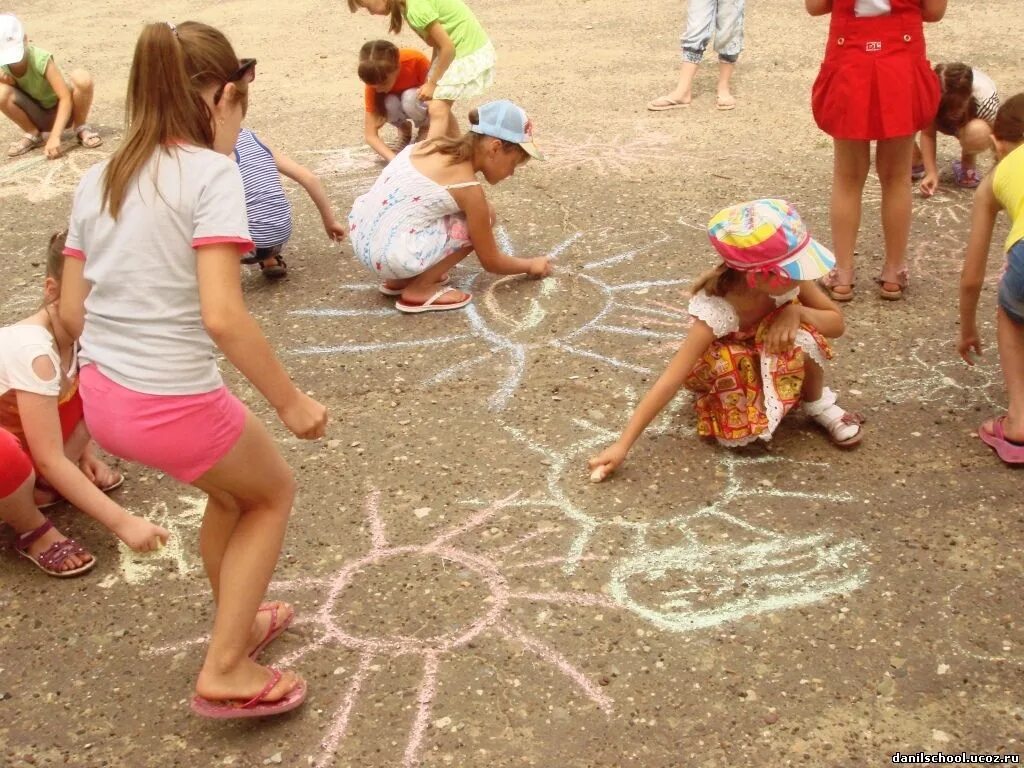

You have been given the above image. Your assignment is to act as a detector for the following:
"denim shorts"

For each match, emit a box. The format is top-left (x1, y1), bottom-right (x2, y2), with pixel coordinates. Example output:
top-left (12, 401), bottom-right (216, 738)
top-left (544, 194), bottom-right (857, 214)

top-left (999, 239), bottom-right (1024, 324)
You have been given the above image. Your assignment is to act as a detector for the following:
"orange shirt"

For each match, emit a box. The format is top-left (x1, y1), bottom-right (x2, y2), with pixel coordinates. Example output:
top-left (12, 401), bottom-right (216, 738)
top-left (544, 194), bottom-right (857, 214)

top-left (363, 49), bottom-right (431, 113)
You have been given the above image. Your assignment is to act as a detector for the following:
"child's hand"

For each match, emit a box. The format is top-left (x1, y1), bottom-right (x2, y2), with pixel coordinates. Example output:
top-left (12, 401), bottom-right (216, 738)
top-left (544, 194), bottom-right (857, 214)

top-left (277, 391), bottom-right (328, 440)
top-left (588, 442), bottom-right (628, 482)
top-left (957, 328), bottom-right (983, 365)
top-left (44, 134), bottom-right (62, 160)
top-left (0, 72), bottom-right (14, 86)
top-left (417, 82), bottom-right (436, 102)
top-left (919, 172), bottom-right (939, 197)
top-left (115, 515), bottom-right (171, 553)
top-left (324, 219), bottom-right (347, 242)
top-left (526, 257), bottom-right (552, 279)
top-left (763, 305), bottom-right (801, 355)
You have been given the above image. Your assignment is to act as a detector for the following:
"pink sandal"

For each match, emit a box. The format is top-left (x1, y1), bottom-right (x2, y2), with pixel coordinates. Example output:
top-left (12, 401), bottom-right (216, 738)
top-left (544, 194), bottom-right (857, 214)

top-left (978, 417), bottom-right (1024, 464)
top-left (821, 267), bottom-right (855, 302)
top-left (190, 667), bottom-right (307, 720)
top-left (14, 519), bottom-right (96, 578)
top-left (876, 266), bottom-right (909, 301)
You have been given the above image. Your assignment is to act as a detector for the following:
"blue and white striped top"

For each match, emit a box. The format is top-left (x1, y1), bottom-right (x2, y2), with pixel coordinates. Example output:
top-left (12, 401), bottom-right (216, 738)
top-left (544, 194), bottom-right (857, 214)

top-left (234, 129), bottom-right (292, 249)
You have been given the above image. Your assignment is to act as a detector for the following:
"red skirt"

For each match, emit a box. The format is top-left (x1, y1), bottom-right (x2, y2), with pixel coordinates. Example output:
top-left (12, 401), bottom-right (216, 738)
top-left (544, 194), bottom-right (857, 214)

top-left (812, 22), bottom-right (940, 140)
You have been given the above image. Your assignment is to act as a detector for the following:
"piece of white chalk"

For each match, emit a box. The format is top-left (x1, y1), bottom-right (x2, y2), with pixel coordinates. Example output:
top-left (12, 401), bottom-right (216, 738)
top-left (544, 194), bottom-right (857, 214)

top-left (590, 467), bottom-right (607, 483)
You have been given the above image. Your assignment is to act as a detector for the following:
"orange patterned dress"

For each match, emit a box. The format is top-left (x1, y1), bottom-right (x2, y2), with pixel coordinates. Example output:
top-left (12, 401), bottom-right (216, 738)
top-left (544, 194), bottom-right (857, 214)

top-left (684, 290), bottom-right (832, 446)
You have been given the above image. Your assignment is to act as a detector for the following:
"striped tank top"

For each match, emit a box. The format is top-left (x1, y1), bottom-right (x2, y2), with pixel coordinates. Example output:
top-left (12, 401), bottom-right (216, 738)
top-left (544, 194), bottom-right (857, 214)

top-left (234, 129), bottom-right (292, 249)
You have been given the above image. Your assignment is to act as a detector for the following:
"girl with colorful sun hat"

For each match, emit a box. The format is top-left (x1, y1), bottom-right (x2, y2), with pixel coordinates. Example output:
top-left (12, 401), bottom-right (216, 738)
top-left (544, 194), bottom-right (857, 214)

top-left (589, 199), bottom-right (863, 481)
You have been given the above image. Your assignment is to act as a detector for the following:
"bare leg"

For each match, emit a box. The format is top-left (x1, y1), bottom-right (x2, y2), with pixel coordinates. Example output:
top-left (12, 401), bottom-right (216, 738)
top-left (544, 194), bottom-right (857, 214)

top-left (67, 70), bottom-right (95, 129)
top-left (957, 118), bottom-right (993, 172)
top-left (875, 135), bottom-right (915, 293)
top-left (653, 61), bottom-right (699, 106)
top-left (827, 139), bottom-right (871, 297)
top-left (192, 410), bottom-right (302, 703)
top-left (0, 83), bottom-right (39, 134)
top-left (716, 61), bottom-right (736, 108)
top-left (0, 472), bottom-right (92, 571)
top-left (982, 308), bottom-right (1024, 442)
top-left (800, 359), bottom-right (824, 402)
top-left (425, 100), bottom-right (453, 142)
top-left (399, 245), bottom-right (476, 306)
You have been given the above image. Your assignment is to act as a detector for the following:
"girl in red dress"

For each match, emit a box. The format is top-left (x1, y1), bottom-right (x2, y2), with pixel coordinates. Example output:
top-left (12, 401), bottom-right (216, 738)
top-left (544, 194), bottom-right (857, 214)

top-left (807, 0), bottom-right (946, 301)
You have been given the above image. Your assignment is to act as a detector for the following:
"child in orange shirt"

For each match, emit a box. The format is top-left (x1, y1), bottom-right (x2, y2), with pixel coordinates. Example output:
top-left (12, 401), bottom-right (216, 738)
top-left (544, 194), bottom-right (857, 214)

top-left (358, 40), bottom-right (430, 162)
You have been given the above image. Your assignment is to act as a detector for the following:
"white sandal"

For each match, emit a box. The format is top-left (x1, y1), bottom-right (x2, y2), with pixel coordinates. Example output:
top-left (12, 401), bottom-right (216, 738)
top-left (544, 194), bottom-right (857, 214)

top-left (76, 124), bottom-right (102, 149)
top-left (395, 286), bottom-right (472, 314)
top-left (802, 387), bottom-right (864, 447)
top-left (8, 132), bottom-right (43, 157)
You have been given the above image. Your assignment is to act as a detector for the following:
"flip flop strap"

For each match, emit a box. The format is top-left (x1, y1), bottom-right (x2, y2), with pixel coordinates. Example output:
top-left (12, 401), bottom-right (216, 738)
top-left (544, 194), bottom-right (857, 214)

top-left (15, 519), bottom-right (54, 551)
top-left (423, 287), bottom-right (457, 307)
top-left (242, 668), bottom-right (283, 710)
top-left (256, 603), bottom-right (280, 639)
top-left (36, 538), bottom-right (87, 571)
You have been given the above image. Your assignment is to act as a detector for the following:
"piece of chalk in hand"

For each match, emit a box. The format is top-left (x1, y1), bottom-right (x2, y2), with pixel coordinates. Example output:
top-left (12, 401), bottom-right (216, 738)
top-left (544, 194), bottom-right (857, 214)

top-left (590, 467), bottom-right (607, 483)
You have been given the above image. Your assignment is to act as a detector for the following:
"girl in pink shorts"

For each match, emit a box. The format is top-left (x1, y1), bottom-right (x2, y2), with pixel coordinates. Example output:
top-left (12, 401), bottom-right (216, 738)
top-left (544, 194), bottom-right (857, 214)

top-left (59, 22), bottom-right (328, 720)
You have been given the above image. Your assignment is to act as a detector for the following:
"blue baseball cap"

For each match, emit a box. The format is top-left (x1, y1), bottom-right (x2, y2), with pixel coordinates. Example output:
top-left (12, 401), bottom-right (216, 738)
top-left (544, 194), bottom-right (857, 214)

top-left (470, 100), bottom-right (544, 160)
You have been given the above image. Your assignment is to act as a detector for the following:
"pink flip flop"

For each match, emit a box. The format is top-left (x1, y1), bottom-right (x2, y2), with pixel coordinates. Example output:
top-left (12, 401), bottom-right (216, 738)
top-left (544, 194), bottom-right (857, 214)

top-left (190, 668), bottom-right (307, 720)
top-left (249, 602), bottom-right (295, 660)
top-left (395, 287), bottom-right (472, 314)
top-left (978, 417), bottom-right (1024, 464)
top-left (379, 274), bottom-right (450, 297)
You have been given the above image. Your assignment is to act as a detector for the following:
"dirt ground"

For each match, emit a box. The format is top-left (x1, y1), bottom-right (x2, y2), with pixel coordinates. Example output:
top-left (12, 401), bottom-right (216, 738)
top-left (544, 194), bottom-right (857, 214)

top-left (1, 1), bottom-right (1022, 766)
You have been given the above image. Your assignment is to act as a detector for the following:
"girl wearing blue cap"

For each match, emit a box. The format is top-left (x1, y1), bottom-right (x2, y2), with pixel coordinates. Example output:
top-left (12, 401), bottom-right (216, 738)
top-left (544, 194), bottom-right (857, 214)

top-left (348, 100), bottom-right (551, 313)
top-left (590, 200), bottom-right (863, 481)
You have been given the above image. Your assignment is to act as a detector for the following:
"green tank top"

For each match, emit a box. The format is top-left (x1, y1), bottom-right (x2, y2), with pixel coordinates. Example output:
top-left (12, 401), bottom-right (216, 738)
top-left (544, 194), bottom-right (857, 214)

top-left (2, 45), bottom-right (58, 109)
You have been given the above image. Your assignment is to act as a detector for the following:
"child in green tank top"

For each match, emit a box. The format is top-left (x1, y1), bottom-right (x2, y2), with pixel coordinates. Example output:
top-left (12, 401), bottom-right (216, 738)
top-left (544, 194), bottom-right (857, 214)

top-left (0, 14), bottom-right (101, 158)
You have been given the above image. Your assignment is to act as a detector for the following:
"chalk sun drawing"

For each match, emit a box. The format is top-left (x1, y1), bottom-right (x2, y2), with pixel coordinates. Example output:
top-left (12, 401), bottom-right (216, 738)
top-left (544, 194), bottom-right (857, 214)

top-left (864, 333), bottom-right (1002, 409)
top-left (0, 147), bottom-right (106, 202)
top-left (98, 495), bottom-right (206, 588)
top-left (150, 490), bottom-right (617, 767)
top-left (463, 397), bottom-right (869, 633)
top-left (290, 227), bottom-right (689, 410)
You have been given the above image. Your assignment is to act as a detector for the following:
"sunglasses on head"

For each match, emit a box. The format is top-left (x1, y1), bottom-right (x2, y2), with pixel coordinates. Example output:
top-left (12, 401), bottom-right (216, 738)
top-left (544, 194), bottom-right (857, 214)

top-left (214, 58), bottom-right (256, 105)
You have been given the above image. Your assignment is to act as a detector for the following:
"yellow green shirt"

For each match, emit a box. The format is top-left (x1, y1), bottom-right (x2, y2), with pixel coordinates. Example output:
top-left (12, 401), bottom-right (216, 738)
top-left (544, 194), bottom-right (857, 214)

top-left (2, 45), bottom-right (58, 109)
top-left (994, 143), bottom-right (1024, 252)
top-left (405, 0), bottom-right (488, 58)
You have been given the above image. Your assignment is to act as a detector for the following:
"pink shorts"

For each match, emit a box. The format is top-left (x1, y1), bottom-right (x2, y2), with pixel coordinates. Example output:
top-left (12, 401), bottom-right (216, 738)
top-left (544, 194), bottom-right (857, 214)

top-left (79, 365), bottom-right (247, 483)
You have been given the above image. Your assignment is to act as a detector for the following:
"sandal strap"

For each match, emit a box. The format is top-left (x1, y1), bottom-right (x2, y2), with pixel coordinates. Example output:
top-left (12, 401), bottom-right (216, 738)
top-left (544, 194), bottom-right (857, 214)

top-left (241, 668), bottom-right (283, 709)
top-left (876, 267), bottom-right (909, 288)
top-left (14, 519), bottom-right (54, 551)
top-left (36, 538), bottom-right (87, 571)
top-left (821, 267), bottom-right (855, 288)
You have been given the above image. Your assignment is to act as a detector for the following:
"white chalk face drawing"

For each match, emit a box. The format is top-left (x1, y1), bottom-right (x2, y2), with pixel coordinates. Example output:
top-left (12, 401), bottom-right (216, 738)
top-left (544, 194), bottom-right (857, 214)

top-left (98, 495), bottom-right (206, 588)
top-left (290, 227), bottom-right (690, 410)
top-left (462, 406), bottom-right (869, 635)
top-left (0, 148), bottom-right (106, 202)
top-left (303, 145), bottom-right (383, 194)
top-left (151, 490), bottom-right (618, 767)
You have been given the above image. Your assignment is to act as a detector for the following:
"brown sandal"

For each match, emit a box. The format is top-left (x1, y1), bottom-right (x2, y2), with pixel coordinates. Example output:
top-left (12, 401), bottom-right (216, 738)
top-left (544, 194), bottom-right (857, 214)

top-left (876, 266), bottom-right (909, 301)
top-left (820, 267), bottom-right (855, 302)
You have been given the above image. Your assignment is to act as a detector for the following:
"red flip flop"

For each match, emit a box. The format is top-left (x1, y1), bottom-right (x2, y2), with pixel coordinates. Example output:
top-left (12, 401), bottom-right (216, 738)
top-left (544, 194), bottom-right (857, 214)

top-left (249, 602), bottom-right (295, 660)
top-left (395, 287), bottom-right (472, 314)
top-left (978, 417), bottom-right (1024, 464)
top-left (190, 668), bottom-right (307, 720)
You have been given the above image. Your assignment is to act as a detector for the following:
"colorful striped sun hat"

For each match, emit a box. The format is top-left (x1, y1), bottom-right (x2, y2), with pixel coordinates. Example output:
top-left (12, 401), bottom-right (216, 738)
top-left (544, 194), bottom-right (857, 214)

top-left (706, 199), bottom-right (835, 281)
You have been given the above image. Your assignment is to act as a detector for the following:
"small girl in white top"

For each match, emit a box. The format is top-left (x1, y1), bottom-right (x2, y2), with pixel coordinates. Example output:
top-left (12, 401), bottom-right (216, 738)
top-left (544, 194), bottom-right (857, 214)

top-left (0, 232), bottom-right (168, 577)
top-left (589, 199), bottom-right (863, 482)
top-left (59, 22), bottom-right (327, 720)
top-left (916, 63), bottom-right (1001, 194)
top-left (349, 99), bottom-right (551, 313)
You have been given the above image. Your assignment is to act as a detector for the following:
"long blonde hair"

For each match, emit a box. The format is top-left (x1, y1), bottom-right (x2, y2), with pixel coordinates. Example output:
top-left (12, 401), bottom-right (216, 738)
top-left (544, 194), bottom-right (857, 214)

top-left (420, 108), bottom-right (529, 165)
top-left (102, 21), bottom-right (247, 219)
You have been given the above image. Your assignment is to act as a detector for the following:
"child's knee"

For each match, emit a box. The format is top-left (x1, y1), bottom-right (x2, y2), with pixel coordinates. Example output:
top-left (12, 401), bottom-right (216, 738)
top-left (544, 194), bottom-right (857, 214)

top-left (958, 119), bottom-right (992, 155)
top-left (68, 69), bottom-right (93, 93)
top-left (426, 99), bottom-right (450, 122)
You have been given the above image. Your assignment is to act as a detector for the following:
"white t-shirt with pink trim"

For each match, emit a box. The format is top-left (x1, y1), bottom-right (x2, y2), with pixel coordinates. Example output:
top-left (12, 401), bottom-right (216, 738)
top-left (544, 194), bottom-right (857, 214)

top-left (64, 145), bottom-right (253, 395)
